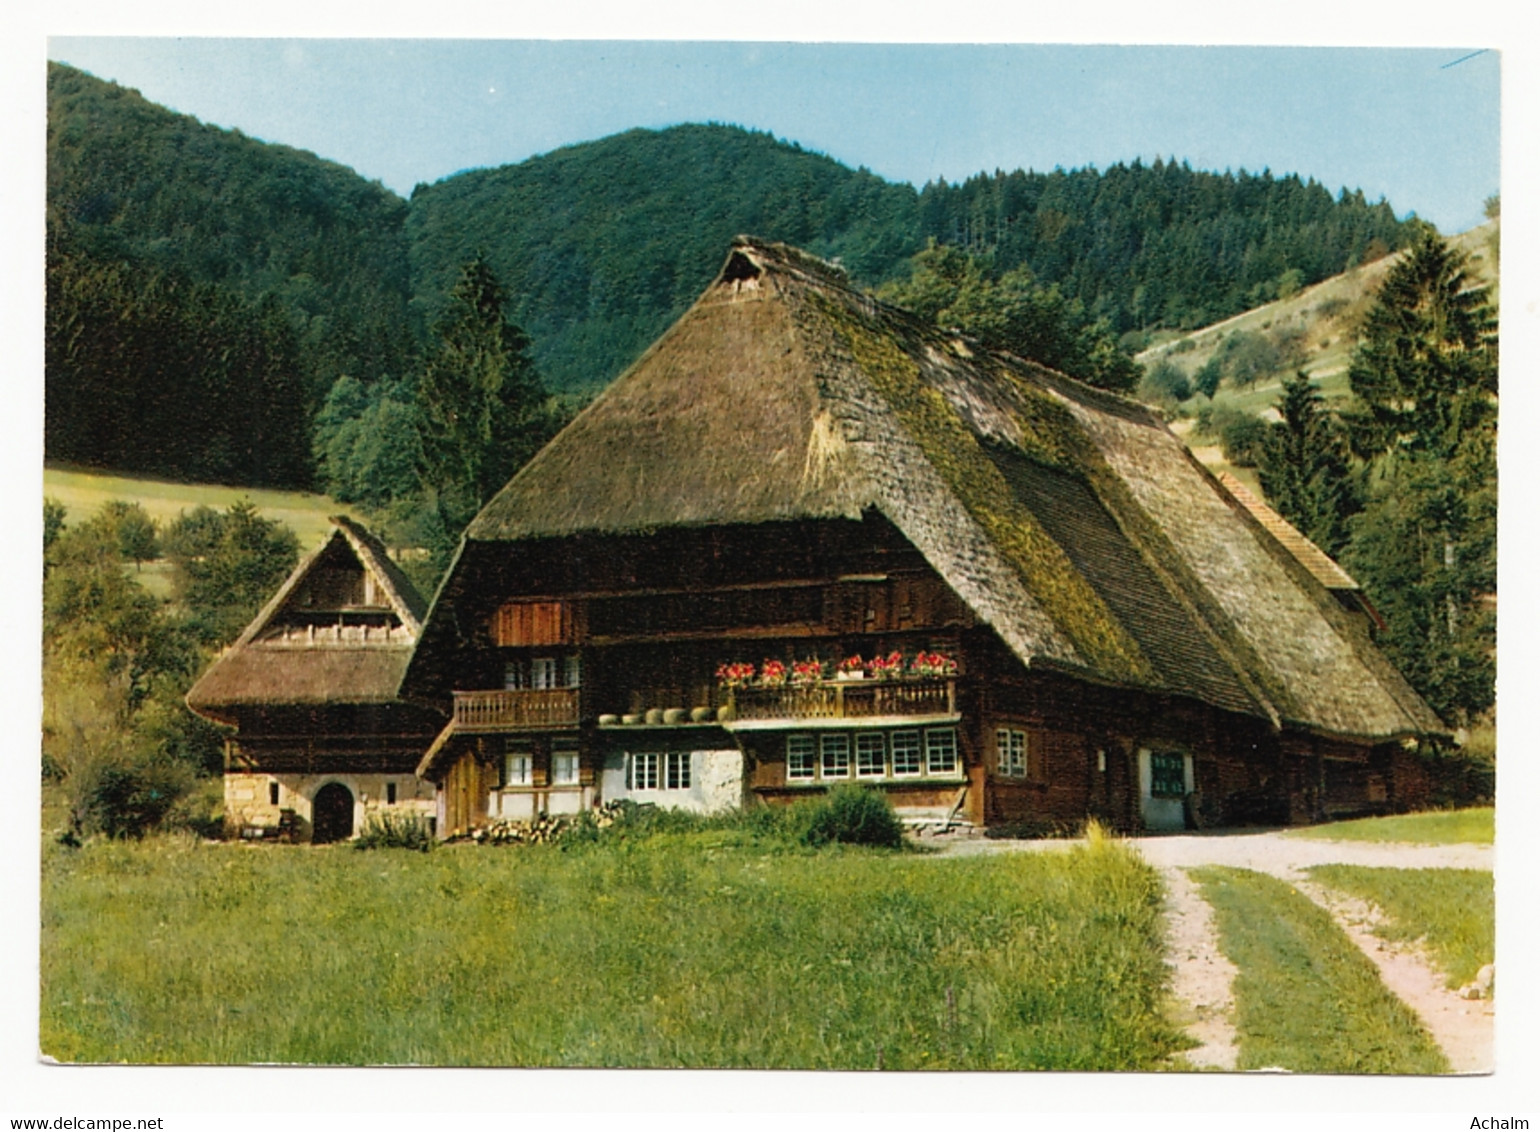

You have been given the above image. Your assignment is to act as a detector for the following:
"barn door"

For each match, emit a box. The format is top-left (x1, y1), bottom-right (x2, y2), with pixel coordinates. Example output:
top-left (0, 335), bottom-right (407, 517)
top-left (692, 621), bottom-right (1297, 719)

top-left (312, 782), bottom-right (355, 843)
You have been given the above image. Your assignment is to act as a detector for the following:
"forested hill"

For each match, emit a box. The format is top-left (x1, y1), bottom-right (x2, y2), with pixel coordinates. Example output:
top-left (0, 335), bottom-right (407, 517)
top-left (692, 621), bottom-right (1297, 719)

top-left (406, 125), bottom-right (1416, 391)
top-left (404, 124), bottom-right (923, 391)
top-left (48, 62), bottom-right (415, 392)
top-left (47, 62), bottom-right (415, 488)
top-left (47, 61), bottom-right (1422, 484)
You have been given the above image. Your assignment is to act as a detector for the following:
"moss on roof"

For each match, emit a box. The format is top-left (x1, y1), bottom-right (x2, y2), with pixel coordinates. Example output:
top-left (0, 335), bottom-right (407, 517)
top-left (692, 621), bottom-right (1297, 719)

top-left (811, 291), bottom-right (1153, 685)
top-left (411, 236), bottom-right (1446, 742)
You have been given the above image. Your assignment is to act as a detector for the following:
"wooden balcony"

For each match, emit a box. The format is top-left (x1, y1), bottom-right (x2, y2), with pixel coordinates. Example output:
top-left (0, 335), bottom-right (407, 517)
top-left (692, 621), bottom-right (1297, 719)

top-left (452, 688), bottom-right (580, 731)
top-left (729, 678), bottom-right (956, 726)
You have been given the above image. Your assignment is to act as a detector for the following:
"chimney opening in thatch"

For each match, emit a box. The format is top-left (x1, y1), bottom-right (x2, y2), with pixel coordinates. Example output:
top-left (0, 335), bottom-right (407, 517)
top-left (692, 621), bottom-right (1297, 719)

top-left (721, 251), bottom-right (762, 285)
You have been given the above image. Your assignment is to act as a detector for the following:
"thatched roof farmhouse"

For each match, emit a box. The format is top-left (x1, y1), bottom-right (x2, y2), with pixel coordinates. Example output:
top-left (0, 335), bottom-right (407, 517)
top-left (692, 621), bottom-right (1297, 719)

top-left (399, 237), bottom-right (1445, 836)
top-left (187, 516), bottom-right (443, 842)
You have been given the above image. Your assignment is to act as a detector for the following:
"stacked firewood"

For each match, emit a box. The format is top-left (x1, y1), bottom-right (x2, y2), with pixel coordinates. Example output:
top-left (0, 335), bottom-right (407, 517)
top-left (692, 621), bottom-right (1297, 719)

top-left (471, 815), bottom-right (570, 845)
top-left (466, 801), bottom-right (632, 846)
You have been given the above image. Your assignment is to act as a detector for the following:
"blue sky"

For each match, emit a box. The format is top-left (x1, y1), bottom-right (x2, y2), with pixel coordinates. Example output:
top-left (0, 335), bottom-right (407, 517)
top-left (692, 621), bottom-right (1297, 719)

top-left (47, 38), bottom-right (1500, 233)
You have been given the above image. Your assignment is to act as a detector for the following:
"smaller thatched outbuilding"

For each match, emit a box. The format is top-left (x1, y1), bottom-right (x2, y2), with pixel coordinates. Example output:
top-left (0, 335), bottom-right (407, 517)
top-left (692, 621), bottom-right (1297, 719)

top-left (186, 517), bottom-right (444, 842)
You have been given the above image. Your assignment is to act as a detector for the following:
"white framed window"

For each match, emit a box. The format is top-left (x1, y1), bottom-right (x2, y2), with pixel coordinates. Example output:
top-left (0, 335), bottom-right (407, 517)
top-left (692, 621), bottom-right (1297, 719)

top-left (855, 733), bottom-right (886, 778)
top-left (628, 752), bottom-right (659, 791)
top-left (505, 750), bottom-right (533, 787)
top-left (890, 730), bottom-right (922, 777)
top-left (997, 728), bottom-right (1028, 778)
top-left (665, 752), bottom-right (692, 790)
top-left (926, 729), bottom-right (958, 775)
top-left (821, 733), bottom-right (851, 780)
top-left (503, 660), bottom-right (527, 690)
top-left (531, 657), bottom-right (559, 690)
top-left (564, 655), bottom-right (583, 688)
top-left (786, 734), bottom-right (817, 780)
top-left (552, 752), bottom-right (580, 785)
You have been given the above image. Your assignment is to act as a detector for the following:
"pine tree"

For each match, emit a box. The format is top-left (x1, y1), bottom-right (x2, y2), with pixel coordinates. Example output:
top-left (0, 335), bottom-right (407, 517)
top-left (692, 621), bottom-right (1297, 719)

top-left (416, 255), bottom-right (550, 545)
top-left (1342, 226), bottom-right (1497, 723)
top-left (1348, 224), bottom-right (1497, 461)
top-left (1257, 373), bottom-right (1359, 558)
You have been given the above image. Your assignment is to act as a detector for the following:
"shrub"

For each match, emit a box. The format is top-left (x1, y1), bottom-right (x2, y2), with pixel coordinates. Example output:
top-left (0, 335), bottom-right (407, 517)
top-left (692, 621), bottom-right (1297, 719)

top-left (1138, 359), bottom-right (1191, 405)
top-left (1193, 356), bottom-right (1224, 399)
top-left (162, 777), bottom-right (225, 839)
top-left (355, 810), bottom-right (434, 852)
top-left (72, 756), bottom-right (194, 840)
top-left (1213, 407), bottom-right (1269, 467)
top-left (802, 784), bottom-right (905, 849)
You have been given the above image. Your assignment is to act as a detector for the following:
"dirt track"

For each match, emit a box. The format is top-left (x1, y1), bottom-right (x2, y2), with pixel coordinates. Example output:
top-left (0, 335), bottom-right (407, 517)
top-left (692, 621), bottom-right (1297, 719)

top-left (931, 829), bottom-right (1494, 1073)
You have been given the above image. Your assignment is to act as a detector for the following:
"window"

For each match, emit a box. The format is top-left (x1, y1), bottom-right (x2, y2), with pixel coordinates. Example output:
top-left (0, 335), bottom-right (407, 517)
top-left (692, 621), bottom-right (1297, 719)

top-left (821, 733), bottom-right (850, 780)
top-left (890, 731), bottom-right (922, 776)
top-left (564, 655), bottom-right (583, 689)
top-left (1150, 752), bottom-right (1186, 798)
top-left (627, 752), bottom-right (689, 791)
top-left (531, 657), bottom-right (559, 690)
top-left (503, 660), bottom-right (526, 691)
top-left (926, 729), bottom-right (958, 775)
top-left (996, 729), bottom-right (1028, 778)
top-left (386, 782), bottom-right (397, 804)
top-left (856, 733), bottom-right (886, 778)
top-left (665, 752), bottom-right (692, 790)
top-left (505, 749), bottom-right (533, 787)
top-left (786, 734), bottom-right (817, 780)
top-left (552, 752), bottom-right (580, 785)
top-left (628, 752), bottom-right (659, 791)
top-left (269, 781), bottom-right (280, 805)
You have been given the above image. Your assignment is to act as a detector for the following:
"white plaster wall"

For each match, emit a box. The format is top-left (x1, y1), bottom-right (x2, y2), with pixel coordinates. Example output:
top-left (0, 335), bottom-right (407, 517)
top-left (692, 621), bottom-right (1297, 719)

top-left (601, 748), bottom-right (744, 814)
top-left (224, 772), bottom-right (435, 839)
top-left (489, 786), bottom-right (597, 821)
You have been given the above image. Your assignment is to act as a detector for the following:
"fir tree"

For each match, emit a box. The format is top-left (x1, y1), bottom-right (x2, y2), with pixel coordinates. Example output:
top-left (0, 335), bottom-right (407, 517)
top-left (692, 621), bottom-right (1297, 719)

top-left (1257, 373), bottom-right (1359, 558)
top-left (1342, 227), bottom-right (1497, 723)
top-left (416, 256), bottom-right (551, 552)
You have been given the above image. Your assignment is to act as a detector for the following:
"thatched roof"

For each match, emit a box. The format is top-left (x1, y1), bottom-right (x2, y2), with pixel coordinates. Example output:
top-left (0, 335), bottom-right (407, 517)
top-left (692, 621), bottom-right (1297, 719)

top-left (1214, 472), bottom-right (1360, 592)
top-left (440, 237), bottom-right (1444, 742)
top-left (186, 517), bottom-right (427, 723)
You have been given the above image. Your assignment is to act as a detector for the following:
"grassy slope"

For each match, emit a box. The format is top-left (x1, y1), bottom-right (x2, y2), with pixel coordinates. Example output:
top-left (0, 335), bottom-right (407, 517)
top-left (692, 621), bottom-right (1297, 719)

top-left (1136, 222), bottom-right (1499, 486)
top-left (41, 832), bottom-right (1183, 1069)
top-left (1306, 866), bottom-right (1494, 988)
top-left (45, 465), bottom-right (352, 554)
top-left (1189, 866), bottom-right (1448, 1074)
top-left (1286, 807), bottom-right (1493, 845)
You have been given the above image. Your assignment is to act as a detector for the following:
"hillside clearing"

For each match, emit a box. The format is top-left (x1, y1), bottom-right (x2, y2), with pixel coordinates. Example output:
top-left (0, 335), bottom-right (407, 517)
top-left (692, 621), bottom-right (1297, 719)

top-left (1137, 221), bottom-right (1498, 484)
top-left (41, 832), bottom-right (1184, 1069)
top-left (44, 465), bottom-right (350, 551)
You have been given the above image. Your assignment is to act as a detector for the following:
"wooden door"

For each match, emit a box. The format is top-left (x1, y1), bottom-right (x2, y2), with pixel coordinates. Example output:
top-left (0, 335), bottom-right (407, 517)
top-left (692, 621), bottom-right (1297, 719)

top-left (312, 781), bottom-right (354, 843)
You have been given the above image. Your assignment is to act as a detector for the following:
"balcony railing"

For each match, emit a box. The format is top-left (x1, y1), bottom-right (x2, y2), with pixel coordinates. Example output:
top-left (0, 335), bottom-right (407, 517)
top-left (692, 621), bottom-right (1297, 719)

top-left (730, 678), bottom-right (956, 723)
top-left (453, 688), bottom-right (580, 731)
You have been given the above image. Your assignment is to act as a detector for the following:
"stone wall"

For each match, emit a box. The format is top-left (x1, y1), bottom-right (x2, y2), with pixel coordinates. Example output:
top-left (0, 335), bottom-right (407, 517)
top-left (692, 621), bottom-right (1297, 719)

top-left (224, 771), bottom-right (436, 841)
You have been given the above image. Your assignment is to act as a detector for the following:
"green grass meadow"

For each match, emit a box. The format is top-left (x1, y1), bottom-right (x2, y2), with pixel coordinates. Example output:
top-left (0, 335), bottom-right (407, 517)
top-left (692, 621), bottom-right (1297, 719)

top-left (1287, 807), bottom-right (1493, 845)
top-left (1307, 866), bottom-right (1494, 989)
top-left (44, 465), bottom-right (348, 552)
top-left (41, 831), bottom-right (1185, 1069)
top-left (1189, 866), bottom-right (1448, 1074)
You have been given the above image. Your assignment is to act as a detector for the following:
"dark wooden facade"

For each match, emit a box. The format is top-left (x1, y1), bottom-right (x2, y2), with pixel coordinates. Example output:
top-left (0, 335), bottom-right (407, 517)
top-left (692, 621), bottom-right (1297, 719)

top-left (410, 511), bottom-right (1424, 834)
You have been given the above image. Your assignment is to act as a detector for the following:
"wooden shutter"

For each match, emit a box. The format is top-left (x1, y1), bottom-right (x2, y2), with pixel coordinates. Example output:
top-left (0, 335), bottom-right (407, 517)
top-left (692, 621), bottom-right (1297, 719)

top-left (491, 601), bottom-right (575, 646)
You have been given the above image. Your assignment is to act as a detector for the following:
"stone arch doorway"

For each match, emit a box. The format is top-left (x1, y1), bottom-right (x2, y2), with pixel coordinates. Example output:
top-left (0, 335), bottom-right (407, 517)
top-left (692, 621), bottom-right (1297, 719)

top-left (312, 782), bottom-right (354, 844)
